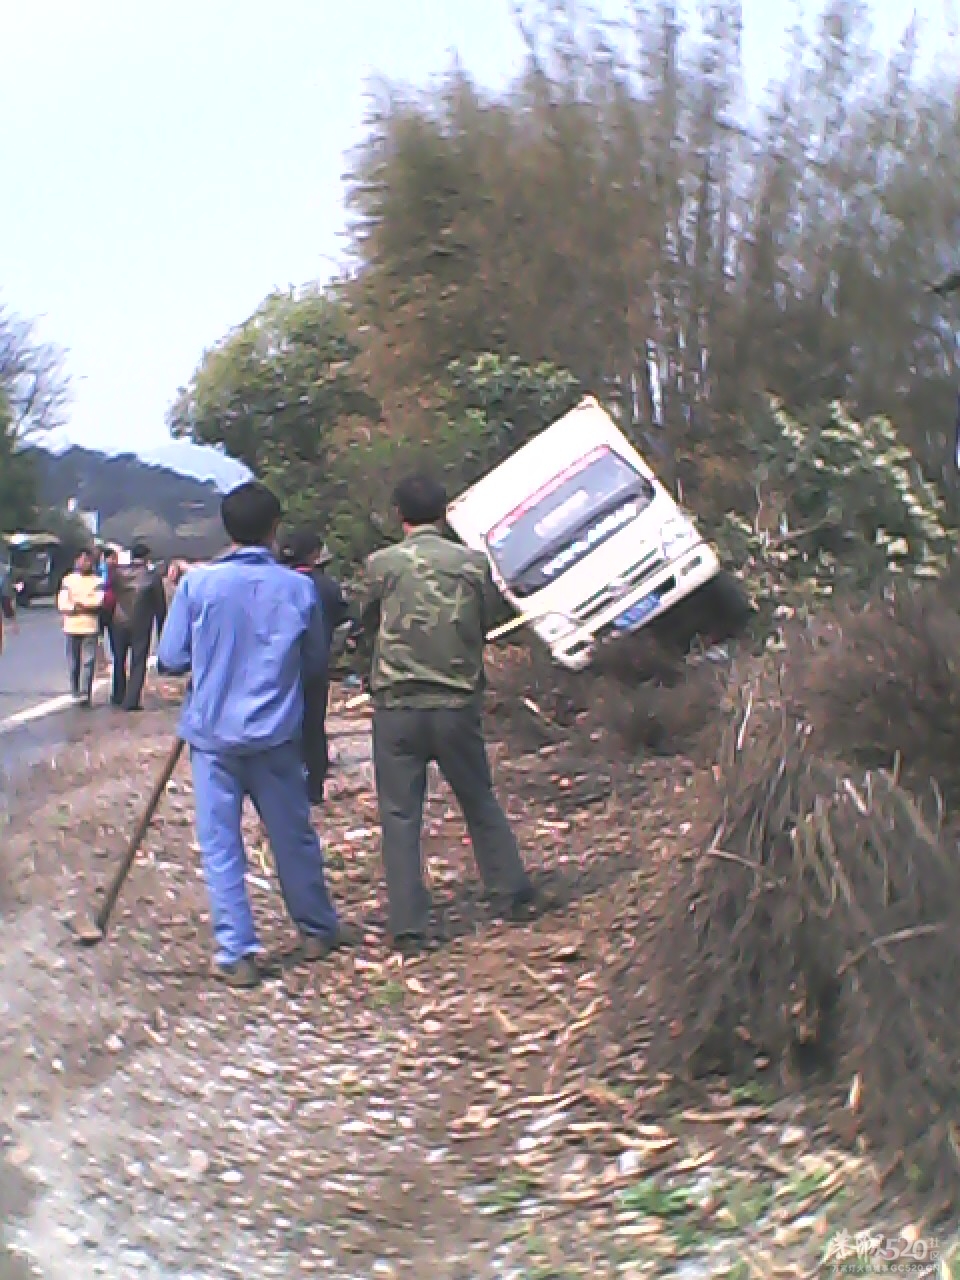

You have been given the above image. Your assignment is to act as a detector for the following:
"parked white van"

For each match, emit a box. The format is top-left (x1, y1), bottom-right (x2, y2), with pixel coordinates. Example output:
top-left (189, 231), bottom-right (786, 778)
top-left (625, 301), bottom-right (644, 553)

top-left (446, 396), bottom-right (730, 670)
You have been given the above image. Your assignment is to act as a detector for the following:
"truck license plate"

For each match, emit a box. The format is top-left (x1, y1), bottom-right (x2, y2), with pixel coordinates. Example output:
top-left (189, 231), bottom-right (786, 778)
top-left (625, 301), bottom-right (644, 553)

top-left (613, 592), bottom-right (661, 632)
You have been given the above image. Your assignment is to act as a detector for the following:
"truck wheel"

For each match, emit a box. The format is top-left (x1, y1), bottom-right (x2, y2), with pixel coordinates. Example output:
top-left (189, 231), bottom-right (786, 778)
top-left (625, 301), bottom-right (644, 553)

top-left (697, 570), bottom-right (751, 640)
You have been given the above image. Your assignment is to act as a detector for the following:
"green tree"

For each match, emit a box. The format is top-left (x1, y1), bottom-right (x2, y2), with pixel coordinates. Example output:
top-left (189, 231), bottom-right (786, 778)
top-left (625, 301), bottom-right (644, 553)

top-left (440, 353), bottom-right (581, 486)
top-left (0, 303), bottom-right (68, 532)
top-left (167, 286), bottom-right (381, 542)
top-left (0, 390), bottom-right (39, 532)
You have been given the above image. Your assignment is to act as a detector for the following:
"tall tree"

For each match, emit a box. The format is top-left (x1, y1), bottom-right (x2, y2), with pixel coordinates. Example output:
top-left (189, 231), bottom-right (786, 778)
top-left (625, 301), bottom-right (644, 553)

top-left (0, 305), bottom-right (66, 532)
top-left (168, 287), bottom-right (380, 535)
top-left (0, 305), bottom-right (68, 439)
top-left (177, 0), bottom-right (960, 570)
top-left (170, 288), bottom-right (391, 558)
top-left (0, 390), bottom-right (39, 532)
top-left (344, 1), bottom-right (960, 512)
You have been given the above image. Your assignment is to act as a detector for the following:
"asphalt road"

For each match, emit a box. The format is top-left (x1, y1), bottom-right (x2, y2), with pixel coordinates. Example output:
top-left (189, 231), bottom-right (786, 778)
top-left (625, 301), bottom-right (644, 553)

top-left (0, 606), bottom-right (115, 1277)
top-left (0, 604), bottom-right (116, 803)
top-left (0, 602), bottom-right (72, 720)
top-left (0, 605), bottom-right (61, 1275)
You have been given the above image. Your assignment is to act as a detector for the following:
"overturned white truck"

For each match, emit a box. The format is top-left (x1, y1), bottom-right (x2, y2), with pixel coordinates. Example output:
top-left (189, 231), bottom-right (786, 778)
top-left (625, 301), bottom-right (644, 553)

top-left (446, 396), bottom-right (747, 670)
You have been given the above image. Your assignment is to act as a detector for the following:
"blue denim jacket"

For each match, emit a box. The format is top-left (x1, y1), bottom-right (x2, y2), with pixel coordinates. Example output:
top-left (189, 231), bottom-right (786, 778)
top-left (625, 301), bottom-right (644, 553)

top-left (157, 547), bottom-right (327, 755)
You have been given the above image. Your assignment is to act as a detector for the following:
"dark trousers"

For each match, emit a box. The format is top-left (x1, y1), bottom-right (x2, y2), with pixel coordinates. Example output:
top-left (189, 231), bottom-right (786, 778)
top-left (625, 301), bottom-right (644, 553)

top-left (302, 676), bottom-right (330, 802)
top-left (372, 701), bottom-right (530, 937)
top-left (110, 624), bottom-right (151, 709)
top-left (66, 635), bottom-right (97, 702)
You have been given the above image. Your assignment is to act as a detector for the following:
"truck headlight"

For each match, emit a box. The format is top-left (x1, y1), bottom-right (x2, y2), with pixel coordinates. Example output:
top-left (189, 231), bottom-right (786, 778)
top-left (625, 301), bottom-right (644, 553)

top-left (539, 612), bottom-right (578, 641)
top-left (661, 517), bottom-right (698, 561)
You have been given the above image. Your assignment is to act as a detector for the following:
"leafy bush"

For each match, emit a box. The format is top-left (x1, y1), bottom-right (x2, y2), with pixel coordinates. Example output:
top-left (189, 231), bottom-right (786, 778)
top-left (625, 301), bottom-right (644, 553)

top-left (712, 399), bottom-right (954, 619)
top-left (441, 353), bottom-right (581, 487)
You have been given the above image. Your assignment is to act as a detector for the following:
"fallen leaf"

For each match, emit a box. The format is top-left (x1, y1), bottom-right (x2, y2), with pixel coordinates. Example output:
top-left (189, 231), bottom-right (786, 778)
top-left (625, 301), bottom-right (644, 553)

top-left (847, 1073), bottom-right (862, 1113)
top-left (780, 1125), bottom-right (805, 1147)
top-left (492, 1008), bottom-right (519, 1035)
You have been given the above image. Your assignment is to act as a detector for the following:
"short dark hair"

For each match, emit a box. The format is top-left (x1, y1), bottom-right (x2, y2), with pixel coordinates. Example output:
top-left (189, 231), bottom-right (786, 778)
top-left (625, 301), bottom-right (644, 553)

top-left (221, 482), bottom-right (283, 547)
top-left (392, 472), bottom-right (448, 526)
top-left (280, 527), bottom-right (320, 566)
top-left (131, 541), bottom-right (151, 561)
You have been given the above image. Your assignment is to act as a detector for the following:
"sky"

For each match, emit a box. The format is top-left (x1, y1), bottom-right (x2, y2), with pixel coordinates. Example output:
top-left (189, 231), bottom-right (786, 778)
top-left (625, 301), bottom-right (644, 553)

top-left (1, 0), bottom-right (954, 481)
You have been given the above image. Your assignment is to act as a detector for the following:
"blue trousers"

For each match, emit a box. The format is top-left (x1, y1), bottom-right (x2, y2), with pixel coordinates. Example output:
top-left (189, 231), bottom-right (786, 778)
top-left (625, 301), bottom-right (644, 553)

top-left (191, 741), bottom-right (339, 966)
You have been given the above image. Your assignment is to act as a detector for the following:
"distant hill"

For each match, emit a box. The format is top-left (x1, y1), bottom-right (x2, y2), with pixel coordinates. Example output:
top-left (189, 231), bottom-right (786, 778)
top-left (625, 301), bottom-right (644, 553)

top-left (139, 441), bottom-right (250, 490)
top-left (28, 446), bottom-right (230, 559)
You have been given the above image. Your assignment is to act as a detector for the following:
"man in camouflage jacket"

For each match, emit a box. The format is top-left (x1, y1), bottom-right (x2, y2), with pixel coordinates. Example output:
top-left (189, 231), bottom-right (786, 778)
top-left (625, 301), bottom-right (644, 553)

top-left (356, 472), bottom-right (535, 952)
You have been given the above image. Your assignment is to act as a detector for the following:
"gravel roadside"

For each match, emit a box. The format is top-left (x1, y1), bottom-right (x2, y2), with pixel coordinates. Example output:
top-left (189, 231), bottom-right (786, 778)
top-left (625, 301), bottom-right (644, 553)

top-left (0, 687), bottom-right (945, 1278)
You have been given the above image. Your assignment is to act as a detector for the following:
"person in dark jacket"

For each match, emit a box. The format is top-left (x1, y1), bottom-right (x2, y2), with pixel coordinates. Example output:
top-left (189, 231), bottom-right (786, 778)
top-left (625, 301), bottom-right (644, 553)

top-left (279, 529), bottom-right (349, 804)
top-left (110, 542), bottom-right (167, 711)
top-left (0, 560), bottom-right (16, 654)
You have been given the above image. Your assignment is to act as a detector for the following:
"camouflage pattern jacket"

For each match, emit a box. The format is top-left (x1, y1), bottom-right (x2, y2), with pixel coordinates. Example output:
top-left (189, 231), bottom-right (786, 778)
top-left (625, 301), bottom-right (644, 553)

top-left (356, 526), bottom-right (498, 710)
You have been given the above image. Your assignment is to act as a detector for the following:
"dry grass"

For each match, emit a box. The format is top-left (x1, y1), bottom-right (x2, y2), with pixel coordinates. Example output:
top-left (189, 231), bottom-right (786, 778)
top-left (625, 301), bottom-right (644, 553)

top-left (797, 583), bottom-right (960, 806)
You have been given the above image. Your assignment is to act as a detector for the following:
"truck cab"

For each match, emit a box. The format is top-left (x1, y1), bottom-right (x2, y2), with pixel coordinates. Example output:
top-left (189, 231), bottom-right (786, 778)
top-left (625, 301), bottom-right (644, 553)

top-left (446, 397), bottom-right (723, 670)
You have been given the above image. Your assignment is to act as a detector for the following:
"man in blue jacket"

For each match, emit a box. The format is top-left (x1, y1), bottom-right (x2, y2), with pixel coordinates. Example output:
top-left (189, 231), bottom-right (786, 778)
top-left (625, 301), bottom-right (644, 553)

top-left (157, 481), bottom-right (341, 988)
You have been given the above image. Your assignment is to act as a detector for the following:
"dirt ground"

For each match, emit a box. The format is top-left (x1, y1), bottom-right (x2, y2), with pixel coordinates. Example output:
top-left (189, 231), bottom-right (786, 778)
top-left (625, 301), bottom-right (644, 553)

top-left (0, 676), bottom-right (956, 1279)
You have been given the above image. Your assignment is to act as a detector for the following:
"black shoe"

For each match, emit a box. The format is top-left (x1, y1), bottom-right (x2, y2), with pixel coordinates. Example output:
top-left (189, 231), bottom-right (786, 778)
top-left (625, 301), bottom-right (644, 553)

top-left (213, 956), bottom-right (262, 989)
top-left (298, 928), bottom-right (348, 962)
top-left (508, 885), bottom-right (540, 923)
top-left (391, 932), bottom-right (433, 957)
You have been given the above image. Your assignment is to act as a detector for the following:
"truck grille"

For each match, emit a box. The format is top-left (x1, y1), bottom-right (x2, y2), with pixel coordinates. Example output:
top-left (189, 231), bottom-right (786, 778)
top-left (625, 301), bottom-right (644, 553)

top-left (571, 545), bottom-right (666, 625)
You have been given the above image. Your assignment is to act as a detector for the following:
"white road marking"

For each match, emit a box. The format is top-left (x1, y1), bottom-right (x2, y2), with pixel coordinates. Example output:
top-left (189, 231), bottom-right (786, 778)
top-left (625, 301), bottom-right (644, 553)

top-left (0, 658), bottom-right (159, 737)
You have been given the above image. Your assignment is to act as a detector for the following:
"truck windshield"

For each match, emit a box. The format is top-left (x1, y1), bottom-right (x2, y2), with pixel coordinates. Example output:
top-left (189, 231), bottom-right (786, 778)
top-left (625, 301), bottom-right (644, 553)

top-left (11, 548), bottom-right (51, 575)
top-left (485, 445), bottom-right (656, 596)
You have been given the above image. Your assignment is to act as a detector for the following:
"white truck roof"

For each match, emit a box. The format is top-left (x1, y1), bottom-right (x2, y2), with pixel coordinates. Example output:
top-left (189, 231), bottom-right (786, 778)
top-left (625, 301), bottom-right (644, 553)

top-left (446, 396), bottom-right (654, 549)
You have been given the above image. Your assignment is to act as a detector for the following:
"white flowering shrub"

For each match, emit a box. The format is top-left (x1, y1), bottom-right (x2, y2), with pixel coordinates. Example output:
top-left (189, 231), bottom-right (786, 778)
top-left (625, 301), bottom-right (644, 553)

top-left (713, 398), bottom-right (955, 612)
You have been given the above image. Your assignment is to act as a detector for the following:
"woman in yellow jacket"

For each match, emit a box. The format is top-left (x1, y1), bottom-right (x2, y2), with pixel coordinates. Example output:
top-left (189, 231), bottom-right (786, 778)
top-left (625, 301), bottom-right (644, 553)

top-left (57, 548), bottom-right (105, 706)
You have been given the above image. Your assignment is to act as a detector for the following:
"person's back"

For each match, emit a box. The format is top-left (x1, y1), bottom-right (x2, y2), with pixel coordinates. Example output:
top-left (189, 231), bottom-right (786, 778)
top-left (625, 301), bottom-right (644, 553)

top-left (309, 563), bottom-right (349, 652)
top-left (162, 549), bottom-right (321, 755)
top-left (109, 543), bottom-right (166, 712)
top-left (113, 555), bottom-right (165, 635)
top-left (0, 562), bottom-right (14, 652)
top-left (278, 532), bottom-right (346, 654)
top-left (365, 530), bottom-right (491, 709)
top-left (0, 562), bottom-right (13, 619)
top-left (277, 532), bottom-right (348, 806)
top-left (155, 482), bottom-right (340, 990)
top-left (358, 472), bottom-right (533, 953)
